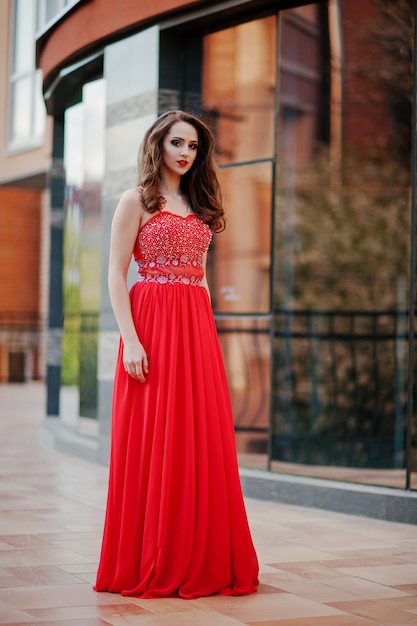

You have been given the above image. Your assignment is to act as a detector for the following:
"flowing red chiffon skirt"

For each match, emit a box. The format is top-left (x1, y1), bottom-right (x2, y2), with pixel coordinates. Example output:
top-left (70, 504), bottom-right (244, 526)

top-left (94, 280), bottom-right (259, 598)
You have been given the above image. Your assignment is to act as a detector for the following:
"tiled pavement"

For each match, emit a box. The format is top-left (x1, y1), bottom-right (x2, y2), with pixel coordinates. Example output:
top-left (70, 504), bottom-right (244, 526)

top-left (0, 383), bottom-right (417, 625)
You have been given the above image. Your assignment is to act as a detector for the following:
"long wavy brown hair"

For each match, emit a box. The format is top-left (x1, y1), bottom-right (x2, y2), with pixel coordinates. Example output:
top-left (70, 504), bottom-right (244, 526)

top-left (137, 110), bottom-right (225, 232)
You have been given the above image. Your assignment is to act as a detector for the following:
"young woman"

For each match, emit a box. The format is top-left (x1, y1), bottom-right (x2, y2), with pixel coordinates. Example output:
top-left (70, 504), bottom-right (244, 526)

top-left (94, 110), bottom-right (259, 599)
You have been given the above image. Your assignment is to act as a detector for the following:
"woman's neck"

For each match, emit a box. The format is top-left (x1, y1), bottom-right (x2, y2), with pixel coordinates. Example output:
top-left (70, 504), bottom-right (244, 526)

top-left (161, 187), bottom-right (182, 199)
top-left (160, 171), bottom-right (182, 198)
top-left (159, 175), bottom-right (191, 215)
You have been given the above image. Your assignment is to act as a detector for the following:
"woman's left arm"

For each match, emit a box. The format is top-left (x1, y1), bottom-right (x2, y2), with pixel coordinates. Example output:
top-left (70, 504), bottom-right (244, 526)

top-left (201, 252), bottom-right (211, 302)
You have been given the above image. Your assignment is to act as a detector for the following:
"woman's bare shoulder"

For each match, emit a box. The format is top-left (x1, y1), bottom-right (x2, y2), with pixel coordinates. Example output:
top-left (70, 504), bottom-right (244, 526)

top-left (115, 187), bottom-right (144, 217)
top-left (119, 186), bottom-right (143, 205)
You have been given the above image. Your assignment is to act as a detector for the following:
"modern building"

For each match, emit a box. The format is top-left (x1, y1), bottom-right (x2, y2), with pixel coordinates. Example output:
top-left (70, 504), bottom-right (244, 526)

top-left (4, 0), bottom-right (416, 516)
top-left (0, 1), bottom-right (55, 383)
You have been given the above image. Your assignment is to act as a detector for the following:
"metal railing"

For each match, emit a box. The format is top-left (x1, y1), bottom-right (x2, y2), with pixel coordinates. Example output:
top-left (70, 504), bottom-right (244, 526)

top-left (216, 309), bottom-right (412, 471)
top-left (0, 312), bottom-right (44, 348)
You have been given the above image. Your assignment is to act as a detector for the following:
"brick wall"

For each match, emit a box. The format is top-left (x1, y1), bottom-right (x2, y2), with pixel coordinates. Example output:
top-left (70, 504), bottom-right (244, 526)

top-left (0, 187), bottom-right (42, 381)
top-left (0, 187), bottom-right (41, 313)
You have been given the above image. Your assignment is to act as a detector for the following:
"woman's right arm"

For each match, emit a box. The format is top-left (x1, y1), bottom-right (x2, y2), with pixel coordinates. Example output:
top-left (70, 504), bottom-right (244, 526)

top-left (108, 188), bottom-right (149, 382)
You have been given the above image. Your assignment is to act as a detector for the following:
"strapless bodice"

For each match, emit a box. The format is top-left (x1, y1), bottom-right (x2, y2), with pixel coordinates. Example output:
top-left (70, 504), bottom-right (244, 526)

top-left (133, 211), bottom-right (212, 286)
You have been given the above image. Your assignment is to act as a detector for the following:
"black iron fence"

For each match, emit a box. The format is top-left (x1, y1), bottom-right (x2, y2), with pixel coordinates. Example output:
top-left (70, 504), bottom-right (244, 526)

top-left (216, 309), bottom-right (412, 469)
top-left (273, 309), bottom-right (409, 468)
top-left (0, 312), bottom-right (44, 345)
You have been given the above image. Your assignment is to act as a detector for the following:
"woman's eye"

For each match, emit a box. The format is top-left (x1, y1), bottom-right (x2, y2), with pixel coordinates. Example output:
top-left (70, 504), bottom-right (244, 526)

top-left (190, 144), bottom-right (198, 150)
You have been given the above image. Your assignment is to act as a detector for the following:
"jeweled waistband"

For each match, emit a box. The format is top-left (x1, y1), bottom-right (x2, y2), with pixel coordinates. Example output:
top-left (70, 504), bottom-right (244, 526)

top-left (137, 273), bottom-right (204, 287)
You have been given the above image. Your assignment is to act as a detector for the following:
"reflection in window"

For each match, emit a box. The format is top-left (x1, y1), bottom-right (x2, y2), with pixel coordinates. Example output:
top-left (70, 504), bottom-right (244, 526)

top-left (202, 17), bottom-right (276, 314)
top-left (62, 102), bottom-right (83, 392)
top-left (202, 16), bottom-right (276, 165)
top-left (201, 16), bottom-right (276, 468)
top-left (217, 316), bottom-right (271, 469)
top-left (62, 79), bottom-right (105, 419)
top-left (210, 163), bottom-right (272, 314)
top-left (272, 3), bottom-right (411, 485)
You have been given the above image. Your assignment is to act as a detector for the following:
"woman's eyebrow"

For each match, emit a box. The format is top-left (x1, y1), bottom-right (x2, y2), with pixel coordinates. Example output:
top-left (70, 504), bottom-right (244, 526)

top-left (171, 135), bottom-right (198, 143)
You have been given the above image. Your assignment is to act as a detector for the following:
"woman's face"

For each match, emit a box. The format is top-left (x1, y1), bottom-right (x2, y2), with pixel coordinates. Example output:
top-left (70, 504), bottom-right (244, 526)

top-left (161, 121), bottom-right (198, 177)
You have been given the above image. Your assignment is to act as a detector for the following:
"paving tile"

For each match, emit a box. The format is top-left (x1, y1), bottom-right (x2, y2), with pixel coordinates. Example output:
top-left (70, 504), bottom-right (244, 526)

top-left (27, 602), bottom-right (152, 621)
top-left (4, 565), bottom-right (84, 585)
top-left (0, 542), bottom-right (14, 552)
top-left (76, 571), bottom-right (98, 584)
top-left (0, 519), bottom-right (65, 536)
top-left (399, 551), bottom-right (417, 564)
top-left (325, 515), bottom-right (417, 534)
top-left (45, 537), bottom-right (102, 556)
top-left (0, 548), bottom-right (93, 568)
top-left (394, 584), bottom-right (417, 594)
top-left (321, 575), bottom-right (410, 599)
top-left (0, 601), bottom-right (37, 624)
top-left (45, 531), bottom-right (99, 543)
top-left (0, 534), bottom-right (54, 549)
top-left (330, 597), bottom-right (417, 624)
top-left (296, 532), bottom-right (394, 552)
top-left (0, 618), bottom-right (106, 626)
top-left (266, 545), bottom-right (341, 564)
top-left (256, 583), bottom-right (286, 595)
top-left (337, 564), bottom-right (417, 586)
top-left (0, 583), bottom-right (131, 609)
top-left (128, 597), bottom-right (213, 614)
top-left (331, 547), bottom-right (413, 561)
top-left (102, 609), bottom-right (247, 626)
top-left (59, 562), bottom-right (98, 574)
top-left (331, 556), bottom-right (406, 567)
top-left (0, 576), bottom-right (31, 589)
top-left (374, 596), bottom-right (417, 609)
top-left (271, 561), bottom-right (347, 580)
top-left (269, 578), bottom-right (360, 603)
top-left (192, 592), bottom-right (344, 621)
top-left (246, 617), bottom-right (376, 626)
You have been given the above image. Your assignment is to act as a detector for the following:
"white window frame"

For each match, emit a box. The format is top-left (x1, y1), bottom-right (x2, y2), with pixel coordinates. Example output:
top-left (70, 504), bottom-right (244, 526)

top-left (8, 0), bottom-right (45, 152)
top-left (7, 0), bottom-right (77, 153)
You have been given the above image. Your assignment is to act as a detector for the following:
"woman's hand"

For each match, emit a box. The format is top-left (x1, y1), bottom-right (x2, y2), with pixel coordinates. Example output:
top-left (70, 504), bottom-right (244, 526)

top-left (123, 338), bottom-right (149, 383)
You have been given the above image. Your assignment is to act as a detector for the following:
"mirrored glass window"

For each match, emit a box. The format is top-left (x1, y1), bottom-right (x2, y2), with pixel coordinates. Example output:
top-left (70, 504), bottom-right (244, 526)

top-left (62, 79), bottom-right (105, 420)
top-left (202, 16), bottom-right (276, 166)
top-left (272, 3), bottom-right (411, 488)
top-left (216, 315), bottom-right (271, 470)
top-left (209, 163), bottom-right (273, 314)
top-left (201, 16), bottom-right (277, 468)
top-left (196, 2), bottom-right (414, 486)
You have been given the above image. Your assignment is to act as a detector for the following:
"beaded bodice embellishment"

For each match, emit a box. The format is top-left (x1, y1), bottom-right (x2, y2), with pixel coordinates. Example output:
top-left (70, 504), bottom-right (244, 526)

top-left (133, 211), bottom-right (212, 286)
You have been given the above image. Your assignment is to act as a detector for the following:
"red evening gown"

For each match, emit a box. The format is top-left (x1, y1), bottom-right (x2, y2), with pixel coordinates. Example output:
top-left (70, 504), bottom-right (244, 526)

top-left (94, 210), bottom-right (259, 599)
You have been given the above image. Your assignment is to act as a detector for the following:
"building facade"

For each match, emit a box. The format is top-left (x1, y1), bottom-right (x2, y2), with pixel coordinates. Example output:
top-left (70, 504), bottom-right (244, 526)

top-left (19, 0), bottom-right (416, 499)
top-left (0, 1), bottom-right (56, 383)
